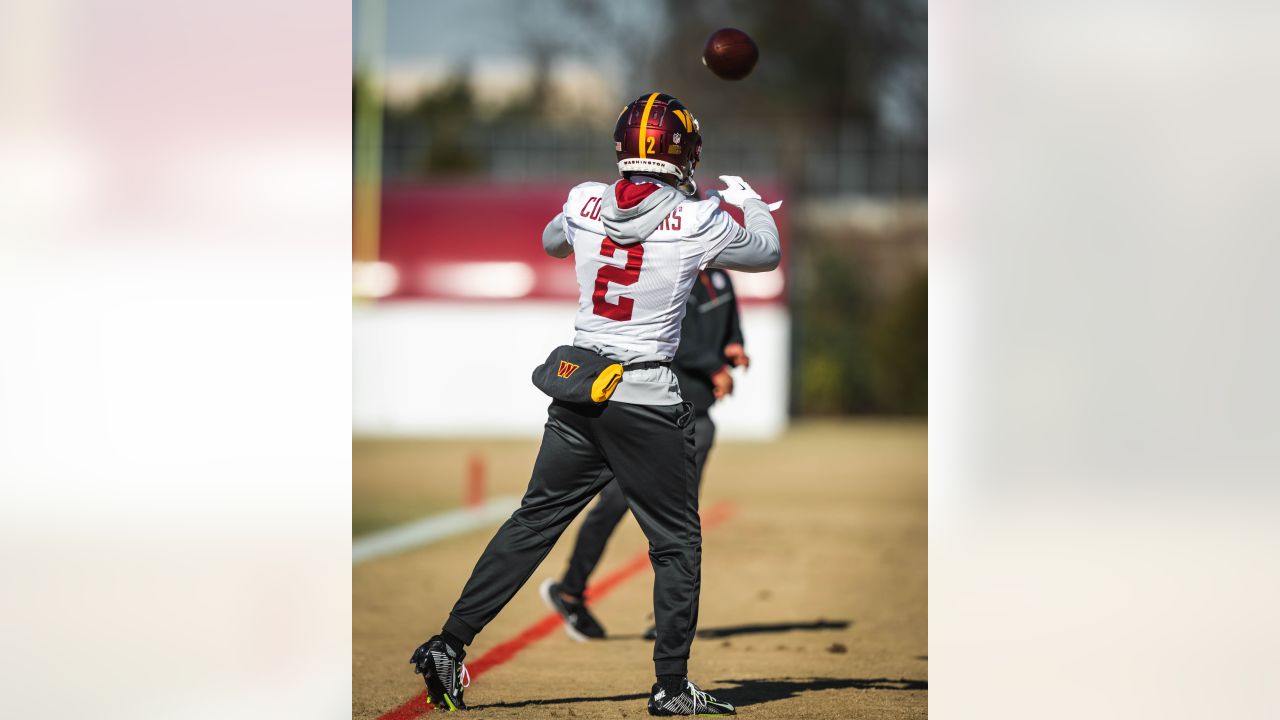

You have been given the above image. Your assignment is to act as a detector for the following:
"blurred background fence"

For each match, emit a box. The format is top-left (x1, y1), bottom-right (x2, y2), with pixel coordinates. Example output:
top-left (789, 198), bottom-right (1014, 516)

top-left (366, 116), bottom-right (925, 197)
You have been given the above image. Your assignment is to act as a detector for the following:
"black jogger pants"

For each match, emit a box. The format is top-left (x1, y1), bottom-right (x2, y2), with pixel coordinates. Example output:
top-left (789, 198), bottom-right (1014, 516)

top-left (443, 398), bottom-right (701, 676)
top-left (560, 412), bottom-right (716, 598)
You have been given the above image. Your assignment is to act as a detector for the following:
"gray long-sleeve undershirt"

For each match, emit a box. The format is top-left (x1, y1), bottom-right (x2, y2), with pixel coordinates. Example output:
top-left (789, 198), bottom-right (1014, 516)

top-left (542, 214), bottom-right (572, 258)
top-left (707, 198), bottom-right (780, 272)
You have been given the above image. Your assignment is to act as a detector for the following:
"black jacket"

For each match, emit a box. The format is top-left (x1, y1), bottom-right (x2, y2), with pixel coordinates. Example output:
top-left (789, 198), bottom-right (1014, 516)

top-left (674, 268), bottom-right (744, 415)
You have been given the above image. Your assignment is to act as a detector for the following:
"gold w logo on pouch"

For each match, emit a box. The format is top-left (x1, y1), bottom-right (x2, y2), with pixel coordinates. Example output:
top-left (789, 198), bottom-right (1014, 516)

top-left (557, 361), bottom-right (580, 378)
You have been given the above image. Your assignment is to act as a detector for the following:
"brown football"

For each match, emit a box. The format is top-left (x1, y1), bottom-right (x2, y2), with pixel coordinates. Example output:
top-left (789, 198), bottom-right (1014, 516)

top-left (702, 28), bottom-right (759, 81)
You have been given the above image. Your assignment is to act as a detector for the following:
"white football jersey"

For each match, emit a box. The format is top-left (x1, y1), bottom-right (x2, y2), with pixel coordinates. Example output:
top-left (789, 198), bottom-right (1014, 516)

top-left (560, 181), bottom-right (739, 365)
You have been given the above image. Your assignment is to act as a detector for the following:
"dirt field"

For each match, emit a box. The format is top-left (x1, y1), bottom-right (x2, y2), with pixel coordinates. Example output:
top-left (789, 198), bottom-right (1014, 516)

top-left (353, 420), bottom-right (927, 719)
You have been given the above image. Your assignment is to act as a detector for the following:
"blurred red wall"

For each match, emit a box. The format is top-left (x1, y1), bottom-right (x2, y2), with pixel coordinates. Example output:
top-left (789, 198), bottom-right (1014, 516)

top-left (369, 182), bottom-right (787, 303)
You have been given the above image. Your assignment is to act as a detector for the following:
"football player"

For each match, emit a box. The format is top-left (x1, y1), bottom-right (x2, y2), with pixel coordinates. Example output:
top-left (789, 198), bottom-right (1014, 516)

top-left (410, 92), bottom-right (780, 716)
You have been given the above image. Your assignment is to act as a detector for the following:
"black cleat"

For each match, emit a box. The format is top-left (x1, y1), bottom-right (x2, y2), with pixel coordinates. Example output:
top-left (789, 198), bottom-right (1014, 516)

top-left (539, 579), bottom-right (606, 641)
top-left (648, 679), bottom-right (736, 716)
top-left (643, 625), bottom-right (658, 641)
top-left (409, 635), bottom-right (470, 711)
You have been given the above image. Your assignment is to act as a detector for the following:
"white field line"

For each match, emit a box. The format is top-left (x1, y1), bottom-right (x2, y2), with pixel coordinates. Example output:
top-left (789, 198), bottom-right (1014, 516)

top-left (352, 495), bottom-right (521, 565)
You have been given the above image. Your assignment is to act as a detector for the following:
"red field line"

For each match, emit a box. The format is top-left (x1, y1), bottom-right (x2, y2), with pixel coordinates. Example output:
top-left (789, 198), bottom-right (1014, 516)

top-left (376, 500), bottom-right (737, 720)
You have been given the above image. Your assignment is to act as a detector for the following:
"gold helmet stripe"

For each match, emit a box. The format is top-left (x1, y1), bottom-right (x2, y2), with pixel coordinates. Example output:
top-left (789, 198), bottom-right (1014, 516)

top-left (673, 109), bottom-right (692, 133)
top-left (637, 92), bottom-right (660, 158)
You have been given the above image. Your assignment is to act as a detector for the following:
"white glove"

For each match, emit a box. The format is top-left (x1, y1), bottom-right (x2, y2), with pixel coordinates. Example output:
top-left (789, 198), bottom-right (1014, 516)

top-left (708, 175), bottom-right (760, 208)
top-left (708, 175), bottom-right (783, 211)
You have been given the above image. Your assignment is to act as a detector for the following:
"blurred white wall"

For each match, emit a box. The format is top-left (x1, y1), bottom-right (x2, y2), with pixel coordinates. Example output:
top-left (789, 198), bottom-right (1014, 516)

top-left (353, 301), bottom-right (789, 438)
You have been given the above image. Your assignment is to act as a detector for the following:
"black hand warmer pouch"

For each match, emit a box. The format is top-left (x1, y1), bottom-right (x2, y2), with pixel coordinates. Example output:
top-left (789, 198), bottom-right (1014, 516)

top-left (531, 345), bottom-right (624, 404)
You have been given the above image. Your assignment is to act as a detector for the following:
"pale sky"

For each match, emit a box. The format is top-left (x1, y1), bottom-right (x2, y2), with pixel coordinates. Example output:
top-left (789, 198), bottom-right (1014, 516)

top-left (354, 0), bottom-right (665, 75)
top-left (353, 0), bottom-right (668, 113)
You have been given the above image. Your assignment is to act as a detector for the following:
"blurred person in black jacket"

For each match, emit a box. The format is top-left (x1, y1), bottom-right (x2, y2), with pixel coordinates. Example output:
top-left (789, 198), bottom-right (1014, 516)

top-left (539, 267), bottom-right (750, 640)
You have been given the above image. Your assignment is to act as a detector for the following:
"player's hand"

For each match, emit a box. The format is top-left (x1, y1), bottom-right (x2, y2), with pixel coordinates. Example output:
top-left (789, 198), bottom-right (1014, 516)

top-left (708, 175), bottom-right (762, 208)
top-left (723, 343), bottom-right (750, 369)
top-left (711, 366), bottom-right (735, 399)
top-left (708, 176), bottom-right (782, 211)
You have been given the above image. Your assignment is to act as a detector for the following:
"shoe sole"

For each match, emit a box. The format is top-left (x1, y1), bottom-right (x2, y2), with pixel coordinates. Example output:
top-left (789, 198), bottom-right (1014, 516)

top-left (425, 685), bottom-right (463, 712)
top-left (538, 578), bottom-right (591, 643)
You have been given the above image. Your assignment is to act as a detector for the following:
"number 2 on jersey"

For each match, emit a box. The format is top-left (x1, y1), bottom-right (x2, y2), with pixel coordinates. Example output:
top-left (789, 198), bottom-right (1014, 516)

top-left (592, 237), bottom-right (644, 321)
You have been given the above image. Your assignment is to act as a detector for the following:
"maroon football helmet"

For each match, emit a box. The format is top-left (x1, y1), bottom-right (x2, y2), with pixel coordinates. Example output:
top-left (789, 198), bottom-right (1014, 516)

top-left (613, 92), bottom-right (702, 192)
